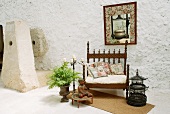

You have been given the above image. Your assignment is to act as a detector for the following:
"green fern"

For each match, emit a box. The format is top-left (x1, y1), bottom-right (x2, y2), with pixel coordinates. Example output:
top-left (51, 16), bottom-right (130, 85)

top-left (47, 62), bottom-right (81, 89)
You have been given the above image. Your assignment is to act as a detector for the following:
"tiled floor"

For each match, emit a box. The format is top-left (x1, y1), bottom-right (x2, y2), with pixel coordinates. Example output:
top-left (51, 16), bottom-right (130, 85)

top-left (0, 79), bottom-right (170, 114)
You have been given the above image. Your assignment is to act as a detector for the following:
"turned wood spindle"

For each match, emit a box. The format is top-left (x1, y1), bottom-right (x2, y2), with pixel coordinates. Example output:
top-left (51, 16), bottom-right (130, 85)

top-left (103, 49), bottom-right (105, 62)
top-left (87, 41), bottom-right (89, 63)
top-left (98, 49), bottom-right (100, 62)
top-left (118, 49), bottom-right (120, 63)
top-left (93, 49), bottom-right (95, 62)
top-left (113, 49), bottom-right (115, 64)
top-left (108, 49), bottom-right (110, 63)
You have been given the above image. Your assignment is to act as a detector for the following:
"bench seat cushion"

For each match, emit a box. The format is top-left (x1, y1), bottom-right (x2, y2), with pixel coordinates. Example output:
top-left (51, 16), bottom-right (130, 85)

top-left (85, 75), bottom-right (127, 84)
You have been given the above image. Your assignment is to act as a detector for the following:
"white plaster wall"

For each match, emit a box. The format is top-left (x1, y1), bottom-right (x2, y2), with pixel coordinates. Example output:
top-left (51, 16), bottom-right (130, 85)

top-left (0, 0), bottom-right (170, 89)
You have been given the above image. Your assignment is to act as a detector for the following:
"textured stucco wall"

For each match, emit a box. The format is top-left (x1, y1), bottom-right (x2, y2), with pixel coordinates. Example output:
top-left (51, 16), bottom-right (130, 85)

top-left (0, 0), bottom-right (170, 89)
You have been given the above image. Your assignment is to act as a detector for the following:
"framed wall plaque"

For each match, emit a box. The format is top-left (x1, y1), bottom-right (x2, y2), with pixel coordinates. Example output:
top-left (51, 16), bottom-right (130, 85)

top-left (103, 2), bottom-right (137, 45)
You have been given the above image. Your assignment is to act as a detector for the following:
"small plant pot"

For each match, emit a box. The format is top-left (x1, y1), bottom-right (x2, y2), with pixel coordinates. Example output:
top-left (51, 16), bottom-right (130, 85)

top-left (59, 86), bottom-right (70, 102)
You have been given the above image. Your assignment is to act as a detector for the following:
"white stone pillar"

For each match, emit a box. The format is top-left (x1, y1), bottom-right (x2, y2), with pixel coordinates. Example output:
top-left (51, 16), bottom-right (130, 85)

top-left (1, 20), bottom-right (39, 92)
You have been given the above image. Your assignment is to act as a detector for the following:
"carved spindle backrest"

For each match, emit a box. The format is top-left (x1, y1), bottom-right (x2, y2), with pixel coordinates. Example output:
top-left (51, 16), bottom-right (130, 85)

top-left (86, 41), bottom-right (128, 75)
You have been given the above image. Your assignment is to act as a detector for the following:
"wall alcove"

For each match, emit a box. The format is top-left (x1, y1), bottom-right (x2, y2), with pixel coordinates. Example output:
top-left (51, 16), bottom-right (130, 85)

top-left (0, 25), bottom-right (4, 70)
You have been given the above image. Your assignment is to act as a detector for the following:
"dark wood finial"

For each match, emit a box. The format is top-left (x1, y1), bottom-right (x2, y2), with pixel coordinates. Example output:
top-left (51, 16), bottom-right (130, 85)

top-left (98, 49), bottom-right (100, 54)
top-left (113, 49), bottom-right (115, 54)
top-left (108, 49), bottom-right (110, 54)
top-left (87, 41), bottom-right (89, 54)
top-left (118, 49), bottom-right (120, 54)
top-left (93, 49), bottom-right (95, 54)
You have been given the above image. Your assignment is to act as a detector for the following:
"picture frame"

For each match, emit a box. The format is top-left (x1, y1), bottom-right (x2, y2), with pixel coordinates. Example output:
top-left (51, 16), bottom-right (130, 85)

top-left (103, 2), bottom-right (137, 45)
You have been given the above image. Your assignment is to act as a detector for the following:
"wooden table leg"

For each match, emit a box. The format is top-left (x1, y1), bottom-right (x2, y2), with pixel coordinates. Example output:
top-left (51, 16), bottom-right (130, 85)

top-left (72, 99), bottom-right (73, 105)
top-left (78, 100), bottom-right (79, 108)
top-left (91, 97), bottom-right (93, 104)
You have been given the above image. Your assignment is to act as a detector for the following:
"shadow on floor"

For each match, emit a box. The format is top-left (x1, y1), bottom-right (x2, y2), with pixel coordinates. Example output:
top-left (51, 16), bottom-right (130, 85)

top-left (41, 95), bottom-right (62, 106)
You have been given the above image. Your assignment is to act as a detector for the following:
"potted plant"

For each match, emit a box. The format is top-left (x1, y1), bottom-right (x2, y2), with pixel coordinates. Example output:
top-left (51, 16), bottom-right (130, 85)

top-left (47, 61), bottom-right (81, 102)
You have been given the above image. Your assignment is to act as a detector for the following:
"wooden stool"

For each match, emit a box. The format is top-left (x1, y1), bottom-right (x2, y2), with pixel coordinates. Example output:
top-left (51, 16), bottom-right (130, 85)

top-left (71, 93), bottom-right (93, 108)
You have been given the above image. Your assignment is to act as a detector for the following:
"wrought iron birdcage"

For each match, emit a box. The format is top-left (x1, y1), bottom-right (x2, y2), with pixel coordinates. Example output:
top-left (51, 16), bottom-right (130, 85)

top-left (127, 69), bottom-right (149, 106)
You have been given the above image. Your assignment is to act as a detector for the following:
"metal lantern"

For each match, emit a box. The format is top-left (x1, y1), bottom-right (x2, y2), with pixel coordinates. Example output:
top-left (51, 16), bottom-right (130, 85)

top-left (111, 14), bottom-right (130, 40)
top-left (127, 69), bottom-right (149, 107)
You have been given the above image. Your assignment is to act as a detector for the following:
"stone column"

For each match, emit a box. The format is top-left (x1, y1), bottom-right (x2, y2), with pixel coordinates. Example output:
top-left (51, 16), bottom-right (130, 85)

top-left (1, 20), bottom-right (39, 92)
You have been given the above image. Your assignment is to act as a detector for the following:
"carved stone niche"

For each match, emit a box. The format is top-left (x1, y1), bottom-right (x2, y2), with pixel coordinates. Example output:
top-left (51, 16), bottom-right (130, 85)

top-left (30, 28), bottom-right (48, 57)
top-left (0, 25), bottom-right (3, 69)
